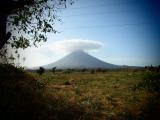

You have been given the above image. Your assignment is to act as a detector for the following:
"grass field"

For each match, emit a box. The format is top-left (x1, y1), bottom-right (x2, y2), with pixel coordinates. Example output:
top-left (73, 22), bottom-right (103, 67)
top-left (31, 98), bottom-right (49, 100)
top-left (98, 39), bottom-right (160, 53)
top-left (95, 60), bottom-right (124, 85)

top-left (1, 64), bottom-right (160, 120)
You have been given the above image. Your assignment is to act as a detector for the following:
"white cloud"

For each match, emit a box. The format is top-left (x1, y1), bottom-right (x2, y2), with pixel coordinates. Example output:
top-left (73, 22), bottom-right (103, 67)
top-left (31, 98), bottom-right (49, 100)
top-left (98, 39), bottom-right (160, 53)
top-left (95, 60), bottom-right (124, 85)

top-left (2, 39), bottom-right (104, 69)
top-left (31, 45), bottom-right (56, 57)
top-left (52, 39), bottom-right (104, 53)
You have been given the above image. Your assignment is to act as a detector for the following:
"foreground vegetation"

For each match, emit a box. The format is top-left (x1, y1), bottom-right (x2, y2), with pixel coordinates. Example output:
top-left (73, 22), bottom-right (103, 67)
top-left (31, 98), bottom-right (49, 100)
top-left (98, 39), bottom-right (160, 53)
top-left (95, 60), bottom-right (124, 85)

top-left (1, 61), bottom-right (160, 120)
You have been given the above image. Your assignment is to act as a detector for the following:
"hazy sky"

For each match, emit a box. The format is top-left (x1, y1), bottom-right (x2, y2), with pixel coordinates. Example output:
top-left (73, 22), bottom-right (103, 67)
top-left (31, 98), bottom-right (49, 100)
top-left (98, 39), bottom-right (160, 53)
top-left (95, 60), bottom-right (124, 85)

top-left (3, 0), bottom-right (160, 69)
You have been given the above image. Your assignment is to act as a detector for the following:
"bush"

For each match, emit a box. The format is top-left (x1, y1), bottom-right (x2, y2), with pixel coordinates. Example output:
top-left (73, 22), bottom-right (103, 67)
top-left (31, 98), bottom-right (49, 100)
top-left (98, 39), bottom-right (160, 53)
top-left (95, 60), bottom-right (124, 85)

top-left (67, 70), bottom-right (72, 74)
top-left (63, 80), bottom-right (71, 85)
top-left (51, 67), bottom-right (56, 74)
top-left (96, 67), bottom-right (102, 73)
top-left (102, 69), bottom-right (106, 73)
top-left (131, 72), bottom-right (160, 97)
top-left (62, 70), bottom-right (72, 74)
top-left (91, 69), bottom-right (95, 74)
top-left (36, 66), bottom-right (45, 76)
top-left (149, 65), bottom-right (154, 71)
top-left (74, 88), bottom-right (80, 95)
top-left (131, 72), bottom-right (160, 119)
top-left (81, 68), bottom-right (86, 73)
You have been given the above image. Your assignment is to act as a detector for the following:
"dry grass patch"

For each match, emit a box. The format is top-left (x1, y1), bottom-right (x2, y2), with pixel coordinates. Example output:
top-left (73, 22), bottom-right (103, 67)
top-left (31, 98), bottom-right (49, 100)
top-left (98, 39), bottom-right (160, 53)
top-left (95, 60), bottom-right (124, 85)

top-left (2, 65), bottom-right (159, 120)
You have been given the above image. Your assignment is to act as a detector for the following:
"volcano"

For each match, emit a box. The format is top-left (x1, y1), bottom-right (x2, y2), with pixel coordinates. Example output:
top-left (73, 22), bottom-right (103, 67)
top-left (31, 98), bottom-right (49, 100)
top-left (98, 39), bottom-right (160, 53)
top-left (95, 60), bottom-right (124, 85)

top-left (28, 49), bottom-right (138, 70)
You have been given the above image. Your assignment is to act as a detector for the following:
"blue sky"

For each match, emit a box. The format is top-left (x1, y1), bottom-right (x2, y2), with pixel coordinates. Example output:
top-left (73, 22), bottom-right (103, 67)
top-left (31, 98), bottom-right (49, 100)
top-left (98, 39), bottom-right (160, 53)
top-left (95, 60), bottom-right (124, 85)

top-left (3, 0), bottom-right (160, 69)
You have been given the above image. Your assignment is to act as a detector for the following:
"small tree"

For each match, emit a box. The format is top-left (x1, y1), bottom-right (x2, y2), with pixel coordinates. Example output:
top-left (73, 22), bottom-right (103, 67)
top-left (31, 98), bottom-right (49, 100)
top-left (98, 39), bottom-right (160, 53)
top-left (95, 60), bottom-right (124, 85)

top-left (96, 67), bottom-right (102, 73)
top-left (158, 65), bottom-right (160, 69)
top-left (51, 67), bottom-right (56, 75)
top-left (81, 68), bottom-right (86, 73)
top-left (102, 69), bottom-right (106, 73)
top-left (62, 70), bottom-right (67, 75)
top-left (91, 69), bottom-right (95, 74)
top-left (36, 66), bottom-right (45, 76)
top-left (67, 70), bottom-right (72, 74)
top-left (149, 65), bottom-right (154, 71)
top-left (62, 70), bottom-right (72, 75)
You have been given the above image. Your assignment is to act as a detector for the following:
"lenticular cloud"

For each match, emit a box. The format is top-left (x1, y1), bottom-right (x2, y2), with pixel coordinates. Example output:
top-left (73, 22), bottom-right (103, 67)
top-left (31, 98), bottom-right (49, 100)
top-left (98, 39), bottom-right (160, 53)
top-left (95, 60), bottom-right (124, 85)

top-left (52, 39), bottom-right (104, 53)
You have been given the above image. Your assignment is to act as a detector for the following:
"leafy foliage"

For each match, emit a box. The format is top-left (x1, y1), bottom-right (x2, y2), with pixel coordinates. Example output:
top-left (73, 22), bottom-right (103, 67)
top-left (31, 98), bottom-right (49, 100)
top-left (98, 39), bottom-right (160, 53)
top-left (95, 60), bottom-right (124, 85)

top-left (81, 68), bottom-right (86, 73)
top-left (96, 67), bottom-right (102, 73)
top-left (36, 66), bottom-right (45, 75)
top-left (62, 80), bottom-right (71, 85)
top-left (6, 0), bottom-right (75, 51)
top-left (130, 66), bottom-right (160, 115)
top-left (102, 69), bottom-right (107, 73)
top-left (62, 70), bottom-right (72, 74)
top-left (2, 0), bottom-right (76, 73)
top-left (51, 66), bottom-right (56, 74)
top-left (129, 67), bottom-right (160, 119)
top-left (91, 69), bottom-right (95, 74)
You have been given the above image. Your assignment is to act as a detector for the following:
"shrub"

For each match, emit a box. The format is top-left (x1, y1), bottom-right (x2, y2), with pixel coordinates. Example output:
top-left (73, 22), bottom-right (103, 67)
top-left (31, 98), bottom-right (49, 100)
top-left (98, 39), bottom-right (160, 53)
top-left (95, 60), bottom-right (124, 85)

top-left (131, 72), bottom-right (160, 119)
top-left (96, 67), bottom-right (102, 73)
top-left (81, 68), bottom-right (86, 73)
top-left (67, 70), bottom-right (72, 74)
top-left (62, 70), bottom-right (72, 74)
top-left (145, 66), bottom-right (148, 69)
top-left (131, 72), bottom-right (160, 97)
top-left (51, 67), bottom-right (56, 74)
top-left (36, 66), bottom-right (45, 76)
top-left (149, 65), bottom-right (154, 71)
top-left (63, 80), bottom-right (71, 85)
top-left (105, 95), bottom-right (112, 100)
top-left (91, 69), bottom-right (95, 74)
top-left (102, 69), bottom-right (106, 73)
top-left (74, 88), bottom-right (80, 95)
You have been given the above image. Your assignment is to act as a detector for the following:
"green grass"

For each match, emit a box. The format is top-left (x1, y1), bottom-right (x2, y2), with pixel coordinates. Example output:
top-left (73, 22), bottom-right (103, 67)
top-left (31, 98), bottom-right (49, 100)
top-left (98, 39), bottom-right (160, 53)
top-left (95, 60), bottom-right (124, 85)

top-left (0, 63), bottom-right (160, 120)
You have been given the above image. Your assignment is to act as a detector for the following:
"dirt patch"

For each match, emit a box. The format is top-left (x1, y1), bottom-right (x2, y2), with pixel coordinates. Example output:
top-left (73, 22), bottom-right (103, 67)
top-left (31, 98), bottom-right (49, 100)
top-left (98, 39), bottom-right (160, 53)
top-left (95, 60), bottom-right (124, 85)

top-left (69, 79), bottom-right (75, 82)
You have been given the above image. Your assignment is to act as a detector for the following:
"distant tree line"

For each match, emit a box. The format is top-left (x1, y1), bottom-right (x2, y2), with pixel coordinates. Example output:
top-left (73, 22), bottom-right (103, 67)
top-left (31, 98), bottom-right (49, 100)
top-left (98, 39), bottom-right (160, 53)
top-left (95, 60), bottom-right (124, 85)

top-left (24, 65), bottom-right (160, 75)
top-left (145, 65), bottom-right (160, 73)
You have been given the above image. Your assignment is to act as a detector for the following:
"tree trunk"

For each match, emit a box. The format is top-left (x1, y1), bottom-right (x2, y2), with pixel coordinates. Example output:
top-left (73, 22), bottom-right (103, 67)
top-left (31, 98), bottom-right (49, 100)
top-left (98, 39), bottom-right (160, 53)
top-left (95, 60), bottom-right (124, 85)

top-left (0, 0), bottom-right (35, 50)
top-left (0, 11), bottom-right (11, 50)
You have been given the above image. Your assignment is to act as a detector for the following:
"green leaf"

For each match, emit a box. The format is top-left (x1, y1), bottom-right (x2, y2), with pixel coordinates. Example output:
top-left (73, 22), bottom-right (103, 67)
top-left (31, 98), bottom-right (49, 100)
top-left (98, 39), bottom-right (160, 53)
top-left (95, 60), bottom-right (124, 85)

top-left (40, 9), bottom-right (42, 13)
top-left (8, 23), bottom-right (10, 26)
